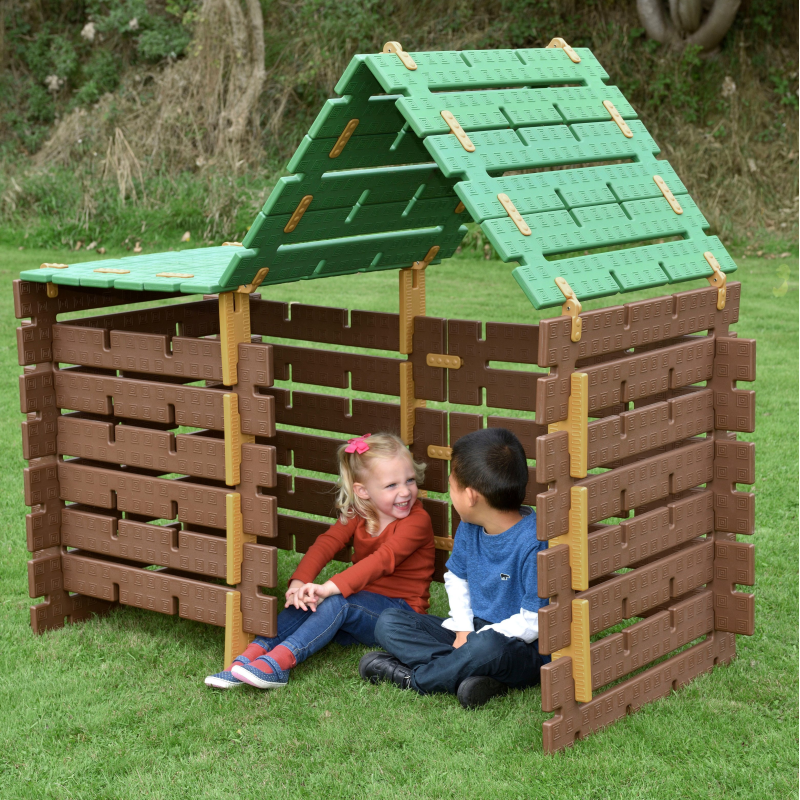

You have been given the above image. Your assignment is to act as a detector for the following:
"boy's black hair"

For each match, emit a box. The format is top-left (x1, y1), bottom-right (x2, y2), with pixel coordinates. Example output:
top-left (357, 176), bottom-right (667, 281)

top-left (450, 427), bottom-right (528, 511)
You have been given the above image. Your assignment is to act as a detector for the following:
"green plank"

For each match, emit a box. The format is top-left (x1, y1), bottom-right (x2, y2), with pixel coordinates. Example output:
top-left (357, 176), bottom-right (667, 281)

top-left (307, 94), bottom-right (405, 140)
top-left (259, 165), bottom-right (458, 217)
top-left (243, 196), bottom-right (470, 253)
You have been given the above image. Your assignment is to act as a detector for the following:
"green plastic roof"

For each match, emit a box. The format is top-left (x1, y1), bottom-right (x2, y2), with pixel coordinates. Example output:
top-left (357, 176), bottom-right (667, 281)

top-left (21, 45), bottom-right (737, 308)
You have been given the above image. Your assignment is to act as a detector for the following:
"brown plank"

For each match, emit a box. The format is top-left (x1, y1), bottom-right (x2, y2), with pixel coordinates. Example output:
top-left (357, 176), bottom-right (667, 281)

top-left (586, 389), bottom-right (713, 469)
top-left (540, 631), bottom-right (736, 753)
top-left (58, 460), bottom-right (230, 529)
top-left (537, 438), bottom-right (714, 540)
top-left (57, 416), bottom-right (227, 481)
top-left (266, 387), bottom-right (400, 437)
top-left (538, 539), bottom-right (714, 652)
top-left (273, 344), bottom-right (402, 396)
top-left (54, 369), bottom-right (228, 430)
top-left (251, 300), bottom-right (400, 351)
top-left (536, 283), bottom-right (741, 425)
top-left (447, 320), bottom-right (542, 410)
top-left (411, 317), bottom-right (447, 401)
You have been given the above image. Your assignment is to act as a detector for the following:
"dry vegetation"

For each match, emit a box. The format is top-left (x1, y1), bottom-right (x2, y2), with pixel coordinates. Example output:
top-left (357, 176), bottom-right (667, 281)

top-left (1, 0), bottom-right (797, 247)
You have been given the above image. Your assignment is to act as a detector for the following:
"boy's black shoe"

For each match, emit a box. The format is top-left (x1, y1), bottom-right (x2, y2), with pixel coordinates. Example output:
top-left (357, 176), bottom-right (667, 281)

top-left (358, 651), bottom-right (413, 689)
top-left (457, 676), bottom-right (508, 709)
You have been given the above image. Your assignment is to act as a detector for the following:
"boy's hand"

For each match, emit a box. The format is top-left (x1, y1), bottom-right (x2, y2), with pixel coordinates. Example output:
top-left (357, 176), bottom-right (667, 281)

top-left (304, 580), bottom-right (342, 610)
top-left (285, 580), bottom-right (312, 610)
top-left (452, 631), bottom-right (470, 649)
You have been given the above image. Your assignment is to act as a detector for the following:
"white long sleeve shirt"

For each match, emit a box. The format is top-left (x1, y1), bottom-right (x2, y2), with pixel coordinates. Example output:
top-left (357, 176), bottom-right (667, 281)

top-left (441, 570), bottom-right (540, 643)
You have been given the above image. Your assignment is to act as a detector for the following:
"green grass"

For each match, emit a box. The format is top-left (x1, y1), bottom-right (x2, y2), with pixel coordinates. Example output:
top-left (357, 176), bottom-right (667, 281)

top-left (0, 246), bottom-right (797, 799)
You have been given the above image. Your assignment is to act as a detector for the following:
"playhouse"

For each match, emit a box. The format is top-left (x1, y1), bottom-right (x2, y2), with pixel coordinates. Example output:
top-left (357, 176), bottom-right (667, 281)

top-left (16, 40), bottom-right (756, 752)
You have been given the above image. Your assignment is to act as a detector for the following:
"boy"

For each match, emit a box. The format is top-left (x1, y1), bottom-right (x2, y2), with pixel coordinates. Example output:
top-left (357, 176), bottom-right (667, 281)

top-left (359, 427), bottom-right (548, 708)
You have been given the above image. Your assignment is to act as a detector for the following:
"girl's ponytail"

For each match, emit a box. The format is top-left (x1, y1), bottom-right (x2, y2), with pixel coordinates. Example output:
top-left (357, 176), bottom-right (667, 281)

top-left (336, 432), bottom-right (426, 534)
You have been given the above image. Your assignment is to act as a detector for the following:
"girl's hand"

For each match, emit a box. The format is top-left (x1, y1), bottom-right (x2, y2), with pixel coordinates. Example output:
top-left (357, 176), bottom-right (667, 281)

top-left (308, 581), bottom-right (341, 605)
top-left (284, 579), bottom-right (307, 609)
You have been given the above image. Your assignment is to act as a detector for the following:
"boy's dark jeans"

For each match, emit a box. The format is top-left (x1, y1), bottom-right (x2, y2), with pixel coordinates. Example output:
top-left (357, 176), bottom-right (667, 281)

top-left (375, 608), bottom-right (549, 695)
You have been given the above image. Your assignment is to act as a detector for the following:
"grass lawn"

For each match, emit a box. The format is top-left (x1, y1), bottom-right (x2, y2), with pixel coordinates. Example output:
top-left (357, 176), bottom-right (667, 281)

top-left (0, 245), bottom-right (797, 800)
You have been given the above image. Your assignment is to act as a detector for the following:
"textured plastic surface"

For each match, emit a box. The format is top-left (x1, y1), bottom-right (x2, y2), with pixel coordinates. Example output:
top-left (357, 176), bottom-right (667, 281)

top-left (20, 46), bottom-right (739, 307)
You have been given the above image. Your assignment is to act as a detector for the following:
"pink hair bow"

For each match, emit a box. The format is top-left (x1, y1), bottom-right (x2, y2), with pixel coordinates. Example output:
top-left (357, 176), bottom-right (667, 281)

top-left (345, 433), bottom-right (371, 454)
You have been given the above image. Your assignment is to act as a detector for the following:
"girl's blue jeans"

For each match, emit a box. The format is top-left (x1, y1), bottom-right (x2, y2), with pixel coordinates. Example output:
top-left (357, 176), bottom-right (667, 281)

top-left (262, 591), bottom-right (413, 666)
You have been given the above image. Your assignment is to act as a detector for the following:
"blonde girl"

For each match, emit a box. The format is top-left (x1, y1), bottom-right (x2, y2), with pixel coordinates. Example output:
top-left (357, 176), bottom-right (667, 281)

top-left (205, 433), bottom-right (434, 690)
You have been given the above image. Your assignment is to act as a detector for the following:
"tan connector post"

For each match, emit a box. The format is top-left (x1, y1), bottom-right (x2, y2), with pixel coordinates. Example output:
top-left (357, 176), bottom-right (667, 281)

top-left (552, 598), bottom-right (592, 703)
top-left (383, 41), bottom-right (417, 70)
top-left (226, 492), bottom-right (256, 585)
top-left (546, 37), bottom-right (581, 63)
top-left (237, 267), bottom-right (269, 295)
top-left (223, 393), bottom-right (255, 487)
top-left (552, 485), bottom-right (589, 592)
top-left (329, 120), bottom-right (359, 159)
top-left (284, 195), bottom-right (313, 231)
top-left (555, 277), bottom-right (582, 342)
top-left (548, 372), bottom-right (588, 479)
top-left (602, 100), bottom-right (633, 138)
top-left (441, 111), bottom-right (475, 152)
top-left (704, 252), bottom-right (727, 310)
top-left (399, 246), bottom-right (439, 444)
top-left (218, 290), bottom-right (251, 385)
top-left (224, 590), bottom-right (254, 670)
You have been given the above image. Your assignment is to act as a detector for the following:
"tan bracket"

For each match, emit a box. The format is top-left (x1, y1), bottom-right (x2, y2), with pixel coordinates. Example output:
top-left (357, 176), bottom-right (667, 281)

top-left (426, 353), bottom-right (462, 369)
top-left (226, 493), bottom-right (256, 585)
top-left (218, 291), bottom-right (251, 385)
top-left (222, 241), bottom-right (243, 246)
top-left (552, 598), bottom-right (592, 703)
top-left (329, 121), bottom-right (359, 159)
top-left (555, 277), bottom-right (582, 342)
top-left (434, 536), bottom-right (454, 551)
top-left (224, 590), bottom-right (254, 670)
top-left (653, 175), bottom-right (683, 214)
top-left (223, 393), bottom-right (255, 486)
top-left (454, 201), bottom-right (466, 214)
top-left (94, 268), bottom-right (129, 274)
top-left (427, 445), bottom-right (453, 460)
top-left (383, 41), bottom-right (417, 70)
top-left (46, 282), bottom-right (58, 298)
top-left (547, 37), bottom-right (581, 63)
top-left (497, 193), bottom-right (531, 236)
top-left (704, 252), bottom-right (727, 310)
top-left (40, 262), bottom-right (69, 269)
top-left (552, 485), bottom-right (589, 591)
top-left (602, 100), bottom-right (633, 138)
top-left (548, 372), bottom-right (588, 478)
top-left (441, 111), bottom-right (475, 153)
top-left (284, 195), bottom-right (313, 232)
top-left (157, 272), bottom-right (194, 279)
top-left (237, 267), bottom-right (269, 295)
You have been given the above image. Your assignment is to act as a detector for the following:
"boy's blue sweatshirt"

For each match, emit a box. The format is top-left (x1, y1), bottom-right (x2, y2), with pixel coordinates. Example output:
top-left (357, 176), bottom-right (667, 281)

top-left (445, 507), bottom-right (547, 623)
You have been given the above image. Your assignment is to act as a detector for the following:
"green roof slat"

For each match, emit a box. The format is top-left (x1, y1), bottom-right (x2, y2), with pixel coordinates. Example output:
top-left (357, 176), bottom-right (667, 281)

top-left (243, 196), bottom-right (469, 253)
top-left (286, 129), bottom-right (430, 175)
top-left (512, 236), bottom-right (737, 308)
top-left (397, 84), bottom-right (636, 138)
top-left (260, 165), bottom-right (458, 218)
top-left (307, 94), bottom-right (405, 139)
top-left (425, 121), bottom-right (659, 179)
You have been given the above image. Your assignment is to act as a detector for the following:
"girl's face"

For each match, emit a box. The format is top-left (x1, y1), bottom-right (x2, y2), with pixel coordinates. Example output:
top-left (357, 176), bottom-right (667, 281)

top-left (353, 453), bottom-right (419, 529)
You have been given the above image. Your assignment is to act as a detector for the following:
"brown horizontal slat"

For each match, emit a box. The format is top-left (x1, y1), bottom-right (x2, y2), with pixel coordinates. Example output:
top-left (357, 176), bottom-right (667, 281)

top-left (251, 300), bottom-right (400, 351)
top-left (537, 438), bottom-right (714, 540)
top-left (53, 324), bottom-right (224, 381)
top-left (60, 506), bottom-right (236, 579)
top-left (57, 416), bottom-right (227, 480)
top-left (276, 472), bottom-right (337, 518)
top-left (540, 631), bottom-right (736, 753)
top-left (54, 369), bottom-right (229, 430)
top-left (273, 344), bottom-right (402, 396)
top-left (587, 589), bottom-right (714, 693)
top-left (56, 298), bottom-right (219, 336)
top-left (537, 283), bottom-right (741, 368)
top-left (537, 539), bottom-right (713, 653)
top-left (57, 460), bottom-right (230, 529)
top-left (586, 389), bottom-right (714, 469)
top-left (266, 387), bottom-right (400, 436)
top-left (61, 549), bottom-right (277, 636)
